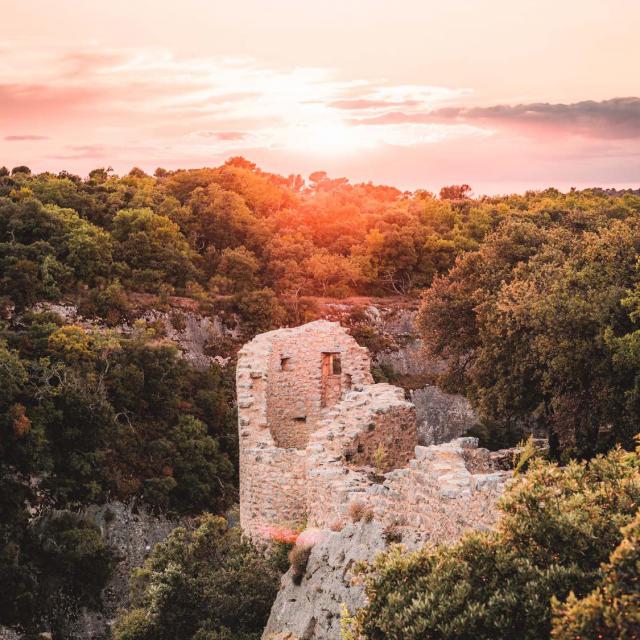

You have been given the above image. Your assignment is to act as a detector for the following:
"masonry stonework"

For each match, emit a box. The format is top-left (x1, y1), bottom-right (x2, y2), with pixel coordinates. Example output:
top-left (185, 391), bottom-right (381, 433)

top-left (237, 320), bottom-right (509, 544)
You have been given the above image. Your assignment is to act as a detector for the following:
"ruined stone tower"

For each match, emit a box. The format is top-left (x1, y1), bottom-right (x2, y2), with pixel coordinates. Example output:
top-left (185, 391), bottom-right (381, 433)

top-left (238, 320), bottom-right (509, 546)
top-left (236, 320), bottom-right (417, 539)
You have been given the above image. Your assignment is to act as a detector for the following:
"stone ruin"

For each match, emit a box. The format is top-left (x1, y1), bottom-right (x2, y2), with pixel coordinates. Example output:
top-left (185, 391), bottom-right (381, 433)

top-left (237, 320), bottom-right (509, 546)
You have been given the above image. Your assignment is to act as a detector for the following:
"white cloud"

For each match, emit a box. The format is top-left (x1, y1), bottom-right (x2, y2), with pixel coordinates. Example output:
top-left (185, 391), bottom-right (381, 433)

top-left (1, 45), bottom-right (481, 158)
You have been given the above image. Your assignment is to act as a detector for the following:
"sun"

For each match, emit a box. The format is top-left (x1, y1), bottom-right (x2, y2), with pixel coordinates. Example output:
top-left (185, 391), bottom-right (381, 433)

top-left (279, 119), bottom-right (377, 156)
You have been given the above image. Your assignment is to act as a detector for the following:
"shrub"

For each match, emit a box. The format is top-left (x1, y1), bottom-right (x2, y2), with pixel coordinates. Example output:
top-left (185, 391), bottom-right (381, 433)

top-left (383, 522), bottom-right (402, 544)
top-left (0, 506), bottom-right (114, 636)
top-left (552, 510), bottom-right (640, 639)
top-left (349, 501), bottom-right (367, 522)
top-left (28, 511), bottom-right (114, 604)
top-left (373, 444), bottom-right (387, 476)
top-left (90, 280), bottom-right (131, 325)
top-left (113, 515), bottom-right (280, 640)
top-left (330, 519), bottom-right (345, 532)
top-left (234, 287), bottom-right (286, 337)
top-left (289, 543), bottom-right (313, 585)
top-left (350, 446), bottom-right (640, 640)
top-left (169, 310), bottom-right (187, 331)
top-left (269, 539), bottom-right (295, 574)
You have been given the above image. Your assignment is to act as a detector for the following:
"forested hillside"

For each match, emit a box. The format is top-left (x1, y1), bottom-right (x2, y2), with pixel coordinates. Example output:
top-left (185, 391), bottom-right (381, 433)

top-left (1, 159), bottom-right (639, 638)
top-left (0, 162), bottom-right (499, 313)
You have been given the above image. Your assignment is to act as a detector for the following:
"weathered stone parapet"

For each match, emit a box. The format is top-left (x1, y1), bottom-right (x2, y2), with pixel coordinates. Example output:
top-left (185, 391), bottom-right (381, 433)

top-left (305, 383), bottom-right (417, 529)
top-left (365, 438), bottom-right (509, 546)
top-left (261, 439), bottom-right (511, 640)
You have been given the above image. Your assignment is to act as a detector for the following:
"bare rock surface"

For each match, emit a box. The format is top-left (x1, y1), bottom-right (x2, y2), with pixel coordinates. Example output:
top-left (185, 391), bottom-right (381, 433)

top-left (68, 501), bottom-right (179, 639)
top-left (33, 302), bottom-right (238, 370)
top-left (411, 384), bottom-right (478, 445)
top-left (263, 522), bottom-right (388, 640)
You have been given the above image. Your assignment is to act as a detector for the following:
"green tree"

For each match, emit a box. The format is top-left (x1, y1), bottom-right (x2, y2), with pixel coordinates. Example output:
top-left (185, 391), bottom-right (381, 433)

top-left (233, 287), bottom-right (286, 336)
top-left (0, 506), bottom-right (113, 638)
top-left (112, 207), bottom-right (197, 291)
top-left (417, 211), bottom-right (640, 456)
top-left (113, 516), bottom-right (280, 640)
top-left (210, 246), bottom-right (260, 294)
top-left (143, 415), bottom-right (235, 513)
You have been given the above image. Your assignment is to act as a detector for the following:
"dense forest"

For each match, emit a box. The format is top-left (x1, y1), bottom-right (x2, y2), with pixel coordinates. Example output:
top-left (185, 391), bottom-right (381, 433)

top-left (1, 159), bottom-right (639, 638)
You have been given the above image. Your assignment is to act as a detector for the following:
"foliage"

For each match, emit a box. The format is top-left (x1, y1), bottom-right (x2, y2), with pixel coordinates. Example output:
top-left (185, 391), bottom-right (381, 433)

top-left (0, 491), bottom-right (114, 637)
top-left (111, 207), bottom-right (196, 290)
top-left (113, 515), bottom-right (280, 640)
top-left (349, 500), bottom-right (367, 522)
top-left (289, 542), bottom-right (314, 585)
top-left (512, 435), bottom-right (538, 475)
top-left (349, 446), bottom-right (640, 640)
top-left (0, 314), bottom-right (236, 513)
top-left (0, 162), bottom-right (508, 310)
top-left (417, 192), bottom-right (640, 457)
top-left (552, 510), bottom-right (640, 639)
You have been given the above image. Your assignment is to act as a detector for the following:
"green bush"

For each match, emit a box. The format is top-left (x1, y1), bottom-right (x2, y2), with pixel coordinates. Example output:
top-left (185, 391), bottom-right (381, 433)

top-left (0, 505), bottom-right (114, 636)
top-left (349, 446), bottom-right (640, 640)
top-left (113, 515), bottom-right (280, 640)
top-left (552, 510), bottom-right (640, 639)
top-left (1, 316), bottom-right (237, 514)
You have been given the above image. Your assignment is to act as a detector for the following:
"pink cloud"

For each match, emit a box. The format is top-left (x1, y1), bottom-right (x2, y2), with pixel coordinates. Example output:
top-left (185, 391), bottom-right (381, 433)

top-left (328, 98), bottom-right (422, 110)
top-left (197, 131), bottom-right (247, 140)
top-left (4, 134), bottom-right (49, 141)
top-left (48, 144), bottom-right (108, 160)
top-left (0, 84), bottom-right (109, 120)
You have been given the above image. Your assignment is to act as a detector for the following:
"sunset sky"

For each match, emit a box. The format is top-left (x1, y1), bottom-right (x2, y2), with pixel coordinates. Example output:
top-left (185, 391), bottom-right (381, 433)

top-left (1, 0), bottom-right (639, 193)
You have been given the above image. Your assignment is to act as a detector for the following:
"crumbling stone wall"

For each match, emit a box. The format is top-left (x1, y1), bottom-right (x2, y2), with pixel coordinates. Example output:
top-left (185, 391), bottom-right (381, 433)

top-left (237, 321), bottom-right (509, 546)
top-left (262, 329), bottom-right (370, 449)
top-left (262, 439), bottom-right (510, 640)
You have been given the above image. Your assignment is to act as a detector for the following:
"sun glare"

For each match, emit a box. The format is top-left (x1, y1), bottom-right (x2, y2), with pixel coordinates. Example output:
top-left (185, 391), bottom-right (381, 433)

top-left (280, 120), bottom-right (376, 156)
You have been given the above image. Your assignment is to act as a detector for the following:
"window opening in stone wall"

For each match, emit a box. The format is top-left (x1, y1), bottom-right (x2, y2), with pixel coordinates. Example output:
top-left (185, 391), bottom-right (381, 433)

top-left (280, 356), bottom-right (291, 371)
top-left (321, 353), bottom-right (341, 376)
top-left (321, 352), bottom-right (343, 408)
top-left (345, 373), bottom-right (352, 390)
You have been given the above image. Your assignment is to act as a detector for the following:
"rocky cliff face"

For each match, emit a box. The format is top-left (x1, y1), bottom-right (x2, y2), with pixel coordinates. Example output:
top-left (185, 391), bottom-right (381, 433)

top-left (69, 502), bottom-right (178, 640)
top-left (34, 301), bottom-right (239, 371)
top-left (411, 385), bottom-right (478, 446)
top-left (263, 522), bottom-right (388, 640)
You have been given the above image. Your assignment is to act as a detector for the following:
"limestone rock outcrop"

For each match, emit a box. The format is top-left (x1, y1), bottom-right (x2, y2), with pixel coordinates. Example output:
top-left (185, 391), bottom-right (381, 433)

top-left (263, 521), bottom-right (388, 640)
